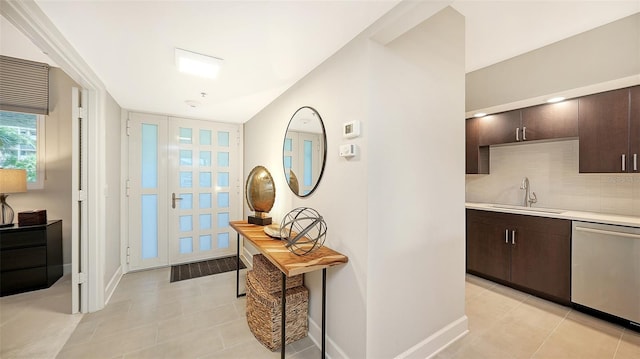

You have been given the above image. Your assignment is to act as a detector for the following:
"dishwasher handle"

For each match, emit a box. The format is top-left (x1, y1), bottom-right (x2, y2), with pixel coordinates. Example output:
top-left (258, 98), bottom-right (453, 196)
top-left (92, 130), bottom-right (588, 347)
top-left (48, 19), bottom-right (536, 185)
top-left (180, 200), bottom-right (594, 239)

top-left (575, 226), bottom-right (640, 239)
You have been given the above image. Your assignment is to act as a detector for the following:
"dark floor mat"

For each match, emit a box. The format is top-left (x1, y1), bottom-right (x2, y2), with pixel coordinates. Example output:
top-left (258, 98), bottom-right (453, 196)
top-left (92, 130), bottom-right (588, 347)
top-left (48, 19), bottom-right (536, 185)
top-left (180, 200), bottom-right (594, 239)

top-left (170, 256), bottom-right (246, 282)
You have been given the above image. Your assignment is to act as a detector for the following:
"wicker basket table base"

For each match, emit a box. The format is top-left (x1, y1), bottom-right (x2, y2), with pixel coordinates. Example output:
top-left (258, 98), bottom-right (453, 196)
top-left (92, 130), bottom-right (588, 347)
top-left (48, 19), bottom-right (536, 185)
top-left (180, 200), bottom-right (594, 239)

top-left (246, 270), bottom-right (309, 351)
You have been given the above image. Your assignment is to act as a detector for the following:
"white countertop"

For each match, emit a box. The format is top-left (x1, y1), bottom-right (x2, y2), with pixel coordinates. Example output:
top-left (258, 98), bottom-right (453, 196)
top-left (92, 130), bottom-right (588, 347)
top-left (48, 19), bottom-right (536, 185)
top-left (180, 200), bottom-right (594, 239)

top-left (466, 202), bottom-right (640, 228)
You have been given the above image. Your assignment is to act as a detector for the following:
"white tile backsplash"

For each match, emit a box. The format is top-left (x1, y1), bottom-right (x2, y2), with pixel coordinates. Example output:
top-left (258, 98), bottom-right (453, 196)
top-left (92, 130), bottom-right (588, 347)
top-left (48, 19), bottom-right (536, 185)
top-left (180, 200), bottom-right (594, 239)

top-left (465, 139), bottom-right (640, 216)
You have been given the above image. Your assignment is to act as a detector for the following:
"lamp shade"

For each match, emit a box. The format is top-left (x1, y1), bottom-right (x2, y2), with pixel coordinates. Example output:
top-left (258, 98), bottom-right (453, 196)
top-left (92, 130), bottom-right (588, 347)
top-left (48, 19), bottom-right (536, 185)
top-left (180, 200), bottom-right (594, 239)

top-left (0, 169), bottom-right (27, 193)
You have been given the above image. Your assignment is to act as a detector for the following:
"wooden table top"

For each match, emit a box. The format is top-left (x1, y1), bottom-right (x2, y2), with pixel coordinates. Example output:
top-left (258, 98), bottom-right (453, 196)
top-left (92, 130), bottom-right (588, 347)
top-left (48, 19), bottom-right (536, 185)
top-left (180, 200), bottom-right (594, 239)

top-left (230, 220), bottom-right (348, 277)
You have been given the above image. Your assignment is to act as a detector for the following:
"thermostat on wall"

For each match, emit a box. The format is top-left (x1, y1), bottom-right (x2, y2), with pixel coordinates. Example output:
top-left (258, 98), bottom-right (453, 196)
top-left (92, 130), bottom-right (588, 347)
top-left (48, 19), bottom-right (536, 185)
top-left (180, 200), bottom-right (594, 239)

top-left (339, 144), bottom-right (357, 157)
top-left (343, 120), bottom-right (361, 139)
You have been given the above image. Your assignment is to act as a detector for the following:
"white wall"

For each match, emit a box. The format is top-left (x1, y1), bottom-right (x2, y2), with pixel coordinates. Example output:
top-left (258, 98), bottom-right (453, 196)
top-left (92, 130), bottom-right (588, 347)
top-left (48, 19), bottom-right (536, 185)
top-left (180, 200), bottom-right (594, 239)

top-left (466, 12), bottom-right (640, 113)
top-left (466, 140), bottom-right (640, 217)
top-left (244, 5), bottom-right (466, 358)
top-left (367, 7), bottom-right (466, 358)
top-left (244, 31), bottom-right (371, 358)
top-left (10, 67), bottom-right (76, 269)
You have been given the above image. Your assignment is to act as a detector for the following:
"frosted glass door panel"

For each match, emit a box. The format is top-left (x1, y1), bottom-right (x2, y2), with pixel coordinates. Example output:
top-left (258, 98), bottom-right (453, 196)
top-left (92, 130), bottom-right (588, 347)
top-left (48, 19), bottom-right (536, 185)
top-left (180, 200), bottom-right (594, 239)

top-left (141, 125), bottom-right (158, 188)
top-left (127, 113), bottom-right (168, 270)
top-left (141, 195), bottom-right (158, 259)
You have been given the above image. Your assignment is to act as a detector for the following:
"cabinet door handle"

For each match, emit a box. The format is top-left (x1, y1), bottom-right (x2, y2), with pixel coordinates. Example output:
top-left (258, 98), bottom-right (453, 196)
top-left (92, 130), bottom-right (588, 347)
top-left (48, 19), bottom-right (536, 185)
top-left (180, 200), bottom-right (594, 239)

top-left (171, 192), bottom-right (183, 209)
top-left (622, 154), bottom-right (626, 172)
top-left (522, 127), bottom-right (527, 141)
top-left (511, 230), bottom-right (516, 245)
top-left (634, 154), bottom-right (638, 171)
top-left (516, 127), bottom-right (520, 141)
top-left (505, 229), bottom-right (509, 244)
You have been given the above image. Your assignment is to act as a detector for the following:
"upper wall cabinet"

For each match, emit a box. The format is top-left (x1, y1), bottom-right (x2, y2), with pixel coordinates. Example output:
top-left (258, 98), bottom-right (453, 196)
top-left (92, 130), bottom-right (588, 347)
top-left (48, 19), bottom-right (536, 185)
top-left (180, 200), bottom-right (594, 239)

top-left (477, 100), bottom-right (578, 147)
top-left (478, 110), bottom-right (521, 146)
top-left (521, 99), bottom-right (578, 141)
top-left (630, 86), bottom-right (640, 173)
top-left (578, 87), bottom-right (634, 173)
top-left (467, 84), bottom-right (639, 174)
top-left (465, 117), bottom-right (489, 174)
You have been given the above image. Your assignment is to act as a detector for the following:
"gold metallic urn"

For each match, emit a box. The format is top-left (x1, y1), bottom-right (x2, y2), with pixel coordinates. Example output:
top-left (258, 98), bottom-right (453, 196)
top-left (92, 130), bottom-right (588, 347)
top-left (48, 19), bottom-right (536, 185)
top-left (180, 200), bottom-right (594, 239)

top-left (245, 166), bottom-right (275, 225)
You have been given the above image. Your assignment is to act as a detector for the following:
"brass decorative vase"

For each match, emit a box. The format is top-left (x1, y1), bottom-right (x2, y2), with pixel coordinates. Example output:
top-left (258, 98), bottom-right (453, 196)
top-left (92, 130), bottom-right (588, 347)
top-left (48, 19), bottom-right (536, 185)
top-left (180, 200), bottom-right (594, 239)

top-left (245, 166), bottom-right (275, 225)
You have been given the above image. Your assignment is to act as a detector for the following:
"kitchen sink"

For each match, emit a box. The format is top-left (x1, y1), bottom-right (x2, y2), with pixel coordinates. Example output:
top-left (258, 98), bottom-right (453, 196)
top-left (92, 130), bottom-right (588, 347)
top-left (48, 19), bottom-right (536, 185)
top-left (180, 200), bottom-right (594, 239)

top-left (489, 204), bottom-right (566, 214)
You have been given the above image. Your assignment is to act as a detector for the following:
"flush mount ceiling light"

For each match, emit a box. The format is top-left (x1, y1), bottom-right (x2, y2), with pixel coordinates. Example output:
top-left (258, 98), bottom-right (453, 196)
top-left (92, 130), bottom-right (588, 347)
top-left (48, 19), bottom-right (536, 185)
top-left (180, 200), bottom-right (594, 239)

top-left (473, 112), bottom-right (487, 118)
top-left (175, 48), bottom-right (223, 79)
top-left (546, 96), bottom-right (565, 103)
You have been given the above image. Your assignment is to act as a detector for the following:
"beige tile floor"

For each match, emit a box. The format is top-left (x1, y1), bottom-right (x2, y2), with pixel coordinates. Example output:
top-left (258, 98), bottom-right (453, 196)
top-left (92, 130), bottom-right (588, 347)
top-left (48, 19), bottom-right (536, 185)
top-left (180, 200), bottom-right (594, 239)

top-left (56, 268), bottom-right (319, 359)
top-left (0, 274), bottom-right (82, 359)
top-left (2, 269), bottom-right (640, 358)
top-left (436, 275), bottom-right (640, 359)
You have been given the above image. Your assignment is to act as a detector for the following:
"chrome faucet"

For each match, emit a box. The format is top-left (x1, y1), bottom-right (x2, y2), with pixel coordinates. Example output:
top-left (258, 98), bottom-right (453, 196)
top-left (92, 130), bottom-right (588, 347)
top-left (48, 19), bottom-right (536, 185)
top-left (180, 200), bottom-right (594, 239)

top-left (520, 177), bottom-right (537, 207)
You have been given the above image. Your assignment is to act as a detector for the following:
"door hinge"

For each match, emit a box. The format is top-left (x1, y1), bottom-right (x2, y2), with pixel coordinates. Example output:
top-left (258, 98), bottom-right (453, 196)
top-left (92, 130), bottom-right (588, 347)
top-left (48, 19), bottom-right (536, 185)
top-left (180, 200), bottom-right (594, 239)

top-left (126, 246), bottom-right (131, 264)
top-left (126, 120), bottom-right (131, 136)
top-left (125, 179), bottom-right (131, 197)
top-left (78, 107), bottom-right (87, 119)
top-left (74, 272), bottom-right (87, 284)
top-left (76, 190), bottom-right (86, 202)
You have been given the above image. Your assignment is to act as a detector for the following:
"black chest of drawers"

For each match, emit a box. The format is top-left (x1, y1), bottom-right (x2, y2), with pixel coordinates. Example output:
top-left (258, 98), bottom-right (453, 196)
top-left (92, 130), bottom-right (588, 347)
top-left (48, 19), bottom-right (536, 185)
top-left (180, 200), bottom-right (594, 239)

top-left (0, 220), bottom-right (63, 296)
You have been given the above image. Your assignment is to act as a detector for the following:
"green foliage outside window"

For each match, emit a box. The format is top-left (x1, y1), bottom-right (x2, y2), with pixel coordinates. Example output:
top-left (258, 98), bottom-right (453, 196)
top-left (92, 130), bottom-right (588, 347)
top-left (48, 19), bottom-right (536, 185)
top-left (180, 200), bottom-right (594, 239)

top-left (0, 111), bottom-right (38, 183)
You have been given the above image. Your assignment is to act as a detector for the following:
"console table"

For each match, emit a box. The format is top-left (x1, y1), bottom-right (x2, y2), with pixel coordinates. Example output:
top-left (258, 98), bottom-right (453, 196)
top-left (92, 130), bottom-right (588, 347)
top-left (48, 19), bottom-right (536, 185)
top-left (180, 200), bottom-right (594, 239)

top-left (231, 221), bottom-right (348, 359)
top-left (0, 220), bottom-right (63, 296)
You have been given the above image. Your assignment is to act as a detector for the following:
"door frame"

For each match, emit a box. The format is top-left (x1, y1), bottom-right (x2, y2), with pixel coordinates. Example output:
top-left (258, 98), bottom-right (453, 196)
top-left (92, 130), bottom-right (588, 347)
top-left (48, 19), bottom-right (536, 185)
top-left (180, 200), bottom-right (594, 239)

top-left (2, 1), bottom-right (107, 312)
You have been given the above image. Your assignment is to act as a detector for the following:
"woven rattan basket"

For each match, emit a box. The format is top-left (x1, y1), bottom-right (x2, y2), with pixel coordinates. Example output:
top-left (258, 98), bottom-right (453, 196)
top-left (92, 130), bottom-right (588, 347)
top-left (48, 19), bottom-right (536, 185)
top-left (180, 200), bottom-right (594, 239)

top-left (246, 270), bottom-right (308, 351)
top-left (253, 254), bottom-right (303, 293)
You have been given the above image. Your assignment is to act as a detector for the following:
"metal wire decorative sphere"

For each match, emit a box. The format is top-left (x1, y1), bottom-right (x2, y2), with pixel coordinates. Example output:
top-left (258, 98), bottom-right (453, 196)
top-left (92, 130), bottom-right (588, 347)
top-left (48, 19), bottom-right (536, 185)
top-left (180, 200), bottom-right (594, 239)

top-left (280, 207), bottom-right (327, 256)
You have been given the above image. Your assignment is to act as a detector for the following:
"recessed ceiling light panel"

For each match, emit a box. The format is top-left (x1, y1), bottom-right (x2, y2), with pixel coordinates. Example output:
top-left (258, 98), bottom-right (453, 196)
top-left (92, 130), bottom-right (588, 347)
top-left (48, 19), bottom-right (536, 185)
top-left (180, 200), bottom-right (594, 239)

top-left (473, 112), bottom-right (487, 118)
top-left (175, 48), bottom-right (223, 79)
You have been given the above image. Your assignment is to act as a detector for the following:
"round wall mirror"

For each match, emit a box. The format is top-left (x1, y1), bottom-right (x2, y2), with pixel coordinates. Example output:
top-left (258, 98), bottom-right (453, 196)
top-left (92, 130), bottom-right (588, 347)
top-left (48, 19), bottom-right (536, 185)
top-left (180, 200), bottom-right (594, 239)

top-left (282, 106), bottom-right (327, 197)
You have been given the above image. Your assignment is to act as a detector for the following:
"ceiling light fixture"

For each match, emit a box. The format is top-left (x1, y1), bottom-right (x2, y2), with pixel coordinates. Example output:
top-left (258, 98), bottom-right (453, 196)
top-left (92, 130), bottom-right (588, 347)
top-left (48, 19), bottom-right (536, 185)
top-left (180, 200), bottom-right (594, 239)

top-left (175, 48), bottom-right (223, 79)
top-left (546, 96), bottom-right (565, 103)
top-left (473, 112), bottom-right (487, 118)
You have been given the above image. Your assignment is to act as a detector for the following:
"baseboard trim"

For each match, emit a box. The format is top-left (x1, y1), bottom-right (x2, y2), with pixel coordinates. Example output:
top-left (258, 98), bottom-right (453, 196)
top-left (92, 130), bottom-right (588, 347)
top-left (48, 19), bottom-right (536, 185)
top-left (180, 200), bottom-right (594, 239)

top-left (395, 315), bottom-right (469, 359)
top-left (308, 316), bottom-right (348, 359)
top-left (104, 266), bottom-right (123, 305)
top-left (63, 263), bottom-right (72, 275)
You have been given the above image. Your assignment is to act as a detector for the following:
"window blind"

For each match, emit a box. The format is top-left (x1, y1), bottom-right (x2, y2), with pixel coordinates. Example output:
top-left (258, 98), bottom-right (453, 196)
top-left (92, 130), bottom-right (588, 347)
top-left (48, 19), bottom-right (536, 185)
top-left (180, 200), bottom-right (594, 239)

top-left (0, 55), bottom-right (49, 115)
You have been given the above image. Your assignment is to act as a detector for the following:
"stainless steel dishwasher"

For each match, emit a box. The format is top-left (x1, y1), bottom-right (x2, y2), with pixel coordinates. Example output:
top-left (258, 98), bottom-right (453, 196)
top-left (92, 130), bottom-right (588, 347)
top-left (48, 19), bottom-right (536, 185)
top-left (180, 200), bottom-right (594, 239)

top-left (572, 221), bottom-right (640, 328)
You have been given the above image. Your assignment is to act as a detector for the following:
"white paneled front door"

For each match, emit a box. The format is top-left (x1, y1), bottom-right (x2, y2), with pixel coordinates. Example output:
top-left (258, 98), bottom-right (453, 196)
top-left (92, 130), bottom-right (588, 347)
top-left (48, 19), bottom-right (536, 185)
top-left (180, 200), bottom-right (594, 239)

top-left (127, 113), bottom-right (241, 271)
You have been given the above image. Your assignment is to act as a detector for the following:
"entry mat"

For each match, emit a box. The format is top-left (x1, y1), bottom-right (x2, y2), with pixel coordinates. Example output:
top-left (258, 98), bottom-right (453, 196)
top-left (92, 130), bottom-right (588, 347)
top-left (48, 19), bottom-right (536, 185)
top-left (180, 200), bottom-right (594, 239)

top-left (170, 255), bottom-right (246, 283)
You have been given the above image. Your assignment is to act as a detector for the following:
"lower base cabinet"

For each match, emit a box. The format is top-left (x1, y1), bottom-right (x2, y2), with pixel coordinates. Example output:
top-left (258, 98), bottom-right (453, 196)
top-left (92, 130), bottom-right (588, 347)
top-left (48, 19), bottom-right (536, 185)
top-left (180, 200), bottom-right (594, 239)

top-left (466, 209), bottom-right (571, 304)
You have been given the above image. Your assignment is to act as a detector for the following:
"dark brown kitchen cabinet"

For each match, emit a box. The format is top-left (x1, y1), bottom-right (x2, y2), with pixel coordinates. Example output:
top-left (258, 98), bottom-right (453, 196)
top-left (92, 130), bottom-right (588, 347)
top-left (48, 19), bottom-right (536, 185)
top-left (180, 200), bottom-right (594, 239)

top-left (466, 210), bottom-right (510, 281)
top-left (477, 100), bottom-right (578, 147)
top-left (478, 110), bottom-right (521, 146)
top-left (629, 85), bottom-right (640, 173)
top-left (578, 87), bottom-right (631, 173)
top-left (466, 209), bottom-right (571, 305)
top-left (521, 99), bottom-right (578, 141)
top-left (465, 117), bottom-right (489, 174)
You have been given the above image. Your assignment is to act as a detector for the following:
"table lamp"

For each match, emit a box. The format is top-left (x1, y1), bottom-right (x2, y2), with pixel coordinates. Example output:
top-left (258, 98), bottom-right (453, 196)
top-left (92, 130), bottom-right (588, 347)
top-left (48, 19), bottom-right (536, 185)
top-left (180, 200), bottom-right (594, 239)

top-left (0, 169), bottom-right (27, 228)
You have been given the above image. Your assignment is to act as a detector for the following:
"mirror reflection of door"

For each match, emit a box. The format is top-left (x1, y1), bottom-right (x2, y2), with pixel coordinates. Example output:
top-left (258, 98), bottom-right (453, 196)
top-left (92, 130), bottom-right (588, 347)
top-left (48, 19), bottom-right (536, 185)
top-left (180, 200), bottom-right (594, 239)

top-left (283, 106), bottom-right (326, 197)
top-left (284, 131), bottom-right (323, 196)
